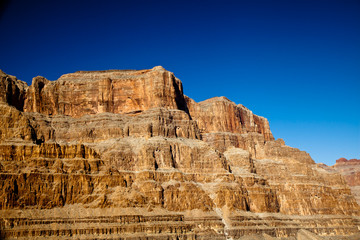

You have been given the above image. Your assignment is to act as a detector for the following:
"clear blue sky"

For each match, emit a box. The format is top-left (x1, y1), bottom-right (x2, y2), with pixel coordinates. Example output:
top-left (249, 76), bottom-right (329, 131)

top-left (1, 0), bottom-right (359, 165)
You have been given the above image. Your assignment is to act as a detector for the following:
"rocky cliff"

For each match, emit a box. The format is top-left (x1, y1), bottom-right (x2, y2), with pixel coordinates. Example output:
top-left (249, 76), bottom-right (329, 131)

top-left (0, 66), bottom-right (359, 239)
top-left (332, 158), bottom-right (360, 205)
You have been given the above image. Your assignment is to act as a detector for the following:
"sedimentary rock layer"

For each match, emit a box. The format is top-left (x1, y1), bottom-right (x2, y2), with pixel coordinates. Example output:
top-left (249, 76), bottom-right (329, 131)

top-left (23, 66), bottom-right (188, 117)
top-left (332, 158), bottom-right (360, 205)
top-left (0, 66), bottom-right (359, 239)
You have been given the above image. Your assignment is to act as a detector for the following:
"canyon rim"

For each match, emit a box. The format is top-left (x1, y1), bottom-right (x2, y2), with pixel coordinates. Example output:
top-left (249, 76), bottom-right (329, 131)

top-left (0, 66), bottom-right (359, 239)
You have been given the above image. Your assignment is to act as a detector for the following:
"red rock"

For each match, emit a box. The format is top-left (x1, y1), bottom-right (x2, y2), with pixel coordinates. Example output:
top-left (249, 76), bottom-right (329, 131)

top-left (185, 96), bottom-right (274, 141)
top-left (332, 158), bottom-right (360, 204)
top-left (0, 67), bottom-right (359, 239)
top-left (23, 66), bottom-right (188, 117)
top-left (349, 158), bottom-right (360, 163)
top-left (336, 158), bottom-right (348, 163)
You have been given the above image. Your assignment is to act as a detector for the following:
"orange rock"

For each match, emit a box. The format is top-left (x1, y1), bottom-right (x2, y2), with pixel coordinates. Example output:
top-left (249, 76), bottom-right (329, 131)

top-left (0, 67), bottom-right (359, 239)
top-left (23, 66), bottom-right (188, 117)
top-left (332, 158), bottom-right (360, 204)
top-left (185, 96), bottom-right (274, 141)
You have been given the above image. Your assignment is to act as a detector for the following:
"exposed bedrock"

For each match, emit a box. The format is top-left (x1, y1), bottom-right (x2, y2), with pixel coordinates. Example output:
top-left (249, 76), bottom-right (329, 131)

top-left (0, 67), bottom-right (359, 239)
top-left (319, 158), bottom-right (360, 206)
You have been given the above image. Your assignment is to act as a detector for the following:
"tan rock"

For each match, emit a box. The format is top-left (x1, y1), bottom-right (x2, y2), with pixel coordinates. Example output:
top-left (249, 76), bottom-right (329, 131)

top-left (0, 67), bottom-right (359, 239)
top-left (332, 158), bottom-right (360, 204)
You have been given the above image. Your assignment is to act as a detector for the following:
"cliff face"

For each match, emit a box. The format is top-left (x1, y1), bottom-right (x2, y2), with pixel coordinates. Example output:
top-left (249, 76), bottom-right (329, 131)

top-left (185, 96), bottom-right (274, 141)
top-left (332, 158), bottom-right (360, 204)
top-left (0, 70), bottom-right (27, 111)
top-left (0, 66), bottom-right (359, 239)
top-left (23, 66), bottom-right (188, 117)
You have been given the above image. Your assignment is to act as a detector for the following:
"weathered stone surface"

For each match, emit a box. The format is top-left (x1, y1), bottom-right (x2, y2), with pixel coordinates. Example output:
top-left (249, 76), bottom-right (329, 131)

top-left (332, 158), bottom-right (360, 205)
top-left (0, 70), bottom-right (27, 111)
top-left (0, 103), bottom-right (35, 142)
top-left (334, 158), bottom-right (360, 186)
top-left (23, 66), bottom-right (188, 117)
top-left (26, 107), bottom-right (201, 144)
top-left (185, 96), bottom-right (274, 141)
top-left (0, 67), bottom-right (359, 239)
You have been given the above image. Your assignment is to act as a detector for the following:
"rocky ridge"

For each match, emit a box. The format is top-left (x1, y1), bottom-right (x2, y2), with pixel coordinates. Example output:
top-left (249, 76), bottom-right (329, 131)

top-left (0, 66), bottom-right (359, 239)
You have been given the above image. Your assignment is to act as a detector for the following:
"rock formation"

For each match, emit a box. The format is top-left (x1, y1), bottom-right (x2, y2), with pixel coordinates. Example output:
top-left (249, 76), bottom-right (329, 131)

top-left (0, 66), bottom-right (359, 239)
top-left (332, 158), bottom-right (360, 204)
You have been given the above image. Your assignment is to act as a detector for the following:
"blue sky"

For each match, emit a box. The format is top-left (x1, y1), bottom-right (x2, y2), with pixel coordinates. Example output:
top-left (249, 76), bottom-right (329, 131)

top-left (0, 0), bottom-right (359, 165)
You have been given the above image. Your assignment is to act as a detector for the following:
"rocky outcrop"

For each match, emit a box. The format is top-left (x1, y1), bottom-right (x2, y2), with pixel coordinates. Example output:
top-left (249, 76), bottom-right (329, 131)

top-left (23, 66), bottom-right (188, 117)
top-left (332, 158), bottom-right (360, 204)
top-left (0, 67), bottom-right (359, 239)
top-left (334, 158), bottom-right (360, 187)
top-left (185, 96), bottom-right (274, 141)
top-left (0, 70), bottom-right (27, 111)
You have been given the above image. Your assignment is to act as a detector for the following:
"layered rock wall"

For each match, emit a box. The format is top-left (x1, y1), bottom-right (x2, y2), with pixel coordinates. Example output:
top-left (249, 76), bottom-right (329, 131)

top-left (0, 67), bottom-right (359, 239)
top-left (185, 96), bottom-right (274, 141)
top-left (0, 70), bottom-right (27, 111)
top-left (333, 158), bottom-right (360, 204)
top-left (23, 66), bottom-right (188, 117)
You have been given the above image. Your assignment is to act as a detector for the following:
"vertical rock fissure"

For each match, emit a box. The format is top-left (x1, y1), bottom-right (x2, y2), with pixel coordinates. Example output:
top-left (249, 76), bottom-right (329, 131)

top-left (215, 207), bottom-right (232, 240)
top-left (199, 182), bottom-right (233, 240)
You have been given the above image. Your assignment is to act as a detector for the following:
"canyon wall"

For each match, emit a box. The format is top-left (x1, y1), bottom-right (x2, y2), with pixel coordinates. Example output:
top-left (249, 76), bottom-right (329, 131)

top-left (0, 67), bottom-right (359, 239)
top-left (23, 66), bottom-right (188, 117)
top-left (333, 158), bottom-right (360, 204)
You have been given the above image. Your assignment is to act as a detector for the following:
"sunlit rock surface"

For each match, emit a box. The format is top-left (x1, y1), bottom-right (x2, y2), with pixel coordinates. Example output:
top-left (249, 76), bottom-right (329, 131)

top-left (0, 67), bottom-right (359, 239)
top-left (330, 158), bottom-right (360, 205)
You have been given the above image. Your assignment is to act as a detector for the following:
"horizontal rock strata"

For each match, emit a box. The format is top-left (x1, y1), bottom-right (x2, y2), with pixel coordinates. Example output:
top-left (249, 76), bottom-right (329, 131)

top-left (331, 158), bottom-right (360, 205)
top-left (0, 66), bottom-right (359, 239)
